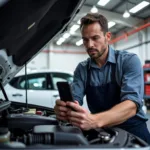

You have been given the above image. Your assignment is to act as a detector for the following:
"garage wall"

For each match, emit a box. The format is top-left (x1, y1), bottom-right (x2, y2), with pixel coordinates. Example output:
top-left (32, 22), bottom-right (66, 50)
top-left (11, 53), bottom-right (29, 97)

top-left (47, 44), bottom-right (88, 72)
top-left (113, 28), bottom-right (150, 65)
top-left (28, 52), bottom-right (48, 70)
top-left (27, 27), bottom-right (150, 71)
top-left (147, 27), bottom-right (150, 60)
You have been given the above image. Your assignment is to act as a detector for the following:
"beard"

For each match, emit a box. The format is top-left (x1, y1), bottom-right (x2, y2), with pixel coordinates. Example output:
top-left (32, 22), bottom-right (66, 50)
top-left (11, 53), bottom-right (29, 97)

top-left (87, 38), bottom-right (107, 60)
top-left (87, 47), bottom-right (106, 59)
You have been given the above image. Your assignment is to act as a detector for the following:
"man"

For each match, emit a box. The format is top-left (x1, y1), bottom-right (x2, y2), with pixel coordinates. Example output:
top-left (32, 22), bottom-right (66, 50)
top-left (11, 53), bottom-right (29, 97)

top-left (54, 13), bottom-right (150, 143)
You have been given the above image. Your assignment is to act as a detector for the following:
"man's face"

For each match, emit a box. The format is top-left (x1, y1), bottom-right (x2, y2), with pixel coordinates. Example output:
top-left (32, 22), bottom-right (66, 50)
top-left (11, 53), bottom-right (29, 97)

top-left (81, 22), bottom-right (111, 60)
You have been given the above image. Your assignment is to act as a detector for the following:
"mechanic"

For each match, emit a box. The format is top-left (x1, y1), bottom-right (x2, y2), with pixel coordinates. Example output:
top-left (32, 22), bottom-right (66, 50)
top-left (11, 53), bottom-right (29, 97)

top-left (54, 13), bottom-right (150, 144)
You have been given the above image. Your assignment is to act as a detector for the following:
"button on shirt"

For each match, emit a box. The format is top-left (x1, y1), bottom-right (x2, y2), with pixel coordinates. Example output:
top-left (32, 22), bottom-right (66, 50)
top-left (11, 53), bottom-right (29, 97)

top-left (71, 47), bottom-right (147, 121)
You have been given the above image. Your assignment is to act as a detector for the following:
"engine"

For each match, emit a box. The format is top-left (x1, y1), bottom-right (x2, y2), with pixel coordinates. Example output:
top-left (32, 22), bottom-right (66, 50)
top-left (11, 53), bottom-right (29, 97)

top-left (0, 107), bottom-right (149, 149)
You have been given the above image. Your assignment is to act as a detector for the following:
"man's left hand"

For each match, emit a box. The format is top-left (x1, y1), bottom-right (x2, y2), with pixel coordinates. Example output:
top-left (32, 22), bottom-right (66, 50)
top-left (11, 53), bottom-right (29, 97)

top-left (66, 101), bottom-right (96, 130)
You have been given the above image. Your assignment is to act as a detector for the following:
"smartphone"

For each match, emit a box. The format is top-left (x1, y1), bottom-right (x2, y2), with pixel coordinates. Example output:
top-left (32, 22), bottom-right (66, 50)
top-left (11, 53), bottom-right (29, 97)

top-left (56, 81), bottom-right (74, 102)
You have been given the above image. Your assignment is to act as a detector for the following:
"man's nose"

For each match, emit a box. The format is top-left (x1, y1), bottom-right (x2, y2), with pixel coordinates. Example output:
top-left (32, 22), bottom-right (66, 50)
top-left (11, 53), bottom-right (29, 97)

top-left (87, 40), bottom-right (94, 48)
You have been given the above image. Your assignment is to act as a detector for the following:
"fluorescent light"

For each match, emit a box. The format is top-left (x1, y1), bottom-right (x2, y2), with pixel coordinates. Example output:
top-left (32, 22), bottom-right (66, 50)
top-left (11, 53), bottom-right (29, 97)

top-left (77, 19), bottom-right (81, 24)
top-left (56, 41), bottom-right (62, 45)
top-left (97, 0), bottom-right (110, 6)
top-left (56, 37), bottom-right (65, 45)
top-left (123, 10), bottom-right (130, 18)
top-left (69, 30), bottom-right (75, 35)
top-left (58, 37), bottom-right (65, 43)
top-left (76, 39), bottom-right (83, 46)
top-left (91, 6), bottom-right (98, 13)
top-left (70, 24), bottom-right (79, 32)
top-left (129, 1), bottom-right (150, 13)
top-left (108, 21), bottom-right (116, 28)
top-left (63, 33), bottom-right (70, 39)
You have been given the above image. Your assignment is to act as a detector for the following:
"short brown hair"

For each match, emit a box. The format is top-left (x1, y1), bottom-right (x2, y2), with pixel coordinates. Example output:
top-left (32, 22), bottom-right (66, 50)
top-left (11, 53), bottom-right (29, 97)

top-left (80, 13), bottom-right (108, 34)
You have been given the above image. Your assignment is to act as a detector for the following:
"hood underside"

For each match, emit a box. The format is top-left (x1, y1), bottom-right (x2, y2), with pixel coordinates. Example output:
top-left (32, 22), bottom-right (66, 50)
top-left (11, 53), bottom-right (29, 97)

top-left (0, 0), bottom-right (85, 85)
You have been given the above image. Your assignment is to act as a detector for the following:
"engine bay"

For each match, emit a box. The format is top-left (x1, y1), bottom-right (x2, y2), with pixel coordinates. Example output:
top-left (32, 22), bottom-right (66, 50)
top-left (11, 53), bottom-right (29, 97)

top-left (0, 100), bottom-right (149, 149)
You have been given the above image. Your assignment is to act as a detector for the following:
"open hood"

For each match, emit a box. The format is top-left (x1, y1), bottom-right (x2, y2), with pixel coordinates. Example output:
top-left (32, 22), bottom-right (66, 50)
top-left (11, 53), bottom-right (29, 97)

top-left (0, 0), bottom-right (85, 86)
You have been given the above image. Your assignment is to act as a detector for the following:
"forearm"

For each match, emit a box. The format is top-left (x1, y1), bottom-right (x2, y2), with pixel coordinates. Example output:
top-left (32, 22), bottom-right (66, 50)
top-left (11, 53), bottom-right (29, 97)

top-left (94, 100), bottom-right (137, 128)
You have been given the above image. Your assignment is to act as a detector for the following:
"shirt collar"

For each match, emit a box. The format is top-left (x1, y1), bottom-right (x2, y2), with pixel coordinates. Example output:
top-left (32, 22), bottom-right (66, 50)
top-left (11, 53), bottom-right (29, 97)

top-left (107, 46), bottom-right (116, 64)
top-left (88, 46), bottom-right (116, 69)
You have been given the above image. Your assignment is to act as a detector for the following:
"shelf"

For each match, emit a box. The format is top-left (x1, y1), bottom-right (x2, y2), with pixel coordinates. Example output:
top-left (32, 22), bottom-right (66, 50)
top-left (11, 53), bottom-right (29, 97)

top-left (144, 82), bottom-right (150, 84)
top-left (144, 95), bottom-right (150, 99)
top-left (143, 68), bottom-right (150, 71)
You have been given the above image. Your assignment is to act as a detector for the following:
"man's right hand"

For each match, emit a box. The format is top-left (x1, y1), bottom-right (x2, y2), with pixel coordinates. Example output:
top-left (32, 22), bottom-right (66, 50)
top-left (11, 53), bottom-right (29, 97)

top-left (54, 99), bottom-right (70, 121)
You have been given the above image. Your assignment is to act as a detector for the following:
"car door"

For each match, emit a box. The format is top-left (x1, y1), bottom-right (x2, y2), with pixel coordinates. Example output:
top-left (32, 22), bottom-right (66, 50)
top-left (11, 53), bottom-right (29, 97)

top-left (6, 73), bottom-right (55, 108)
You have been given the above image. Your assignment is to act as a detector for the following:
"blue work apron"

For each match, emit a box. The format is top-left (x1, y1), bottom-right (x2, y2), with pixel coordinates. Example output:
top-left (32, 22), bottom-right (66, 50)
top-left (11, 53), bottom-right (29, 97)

top-left (85, 61), bottom-right (150, 144)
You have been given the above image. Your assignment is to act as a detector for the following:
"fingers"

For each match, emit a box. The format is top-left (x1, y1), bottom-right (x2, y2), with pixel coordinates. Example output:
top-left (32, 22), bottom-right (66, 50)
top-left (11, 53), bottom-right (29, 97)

top-left (66, 101), bottom-right (86, 113)
top-left (56, 99), bottom-right (67, 106)
top-left (54, 99), bottom-right (68, 121)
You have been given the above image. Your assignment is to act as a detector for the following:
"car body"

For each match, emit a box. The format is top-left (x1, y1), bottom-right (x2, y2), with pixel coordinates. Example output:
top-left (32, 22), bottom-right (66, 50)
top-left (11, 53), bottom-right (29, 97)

top-left (0, 0), bottom-right (149, 149)
top-left (3, 69), bottom-right (89, 109)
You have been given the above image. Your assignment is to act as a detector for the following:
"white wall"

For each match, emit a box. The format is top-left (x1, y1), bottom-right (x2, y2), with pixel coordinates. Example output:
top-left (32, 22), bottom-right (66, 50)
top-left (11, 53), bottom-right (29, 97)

top-left (28, 52), bottom-right (48, 70)
top-left (114, 28), bottom-right (150, 65)
top-left (48, 44), bottom-right (88, 72)
top-left (49, 52), bottom-right (88, 72)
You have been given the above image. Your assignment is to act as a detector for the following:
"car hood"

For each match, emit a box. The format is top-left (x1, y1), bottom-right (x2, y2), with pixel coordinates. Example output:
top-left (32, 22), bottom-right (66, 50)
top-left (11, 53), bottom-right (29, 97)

top-left (0, 0), bottom-right (85, 86)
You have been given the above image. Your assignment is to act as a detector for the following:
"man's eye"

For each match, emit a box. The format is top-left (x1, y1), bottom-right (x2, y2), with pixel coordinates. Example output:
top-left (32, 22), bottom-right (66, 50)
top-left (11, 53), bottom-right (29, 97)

top-left (93, 37), bottom-right (99, 40)
top-left (83, 39), bottom-right (88, 42)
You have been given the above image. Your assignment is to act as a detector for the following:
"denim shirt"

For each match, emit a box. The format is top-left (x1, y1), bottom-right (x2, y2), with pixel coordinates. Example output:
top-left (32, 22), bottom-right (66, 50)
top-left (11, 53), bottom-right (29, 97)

top-left (71, 47), bottom-right (147, 121)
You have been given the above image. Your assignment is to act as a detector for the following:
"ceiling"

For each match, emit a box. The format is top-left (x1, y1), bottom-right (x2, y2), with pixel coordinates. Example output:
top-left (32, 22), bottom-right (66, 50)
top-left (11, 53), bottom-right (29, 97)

top-left (53, 0), bottom-right (150, 46)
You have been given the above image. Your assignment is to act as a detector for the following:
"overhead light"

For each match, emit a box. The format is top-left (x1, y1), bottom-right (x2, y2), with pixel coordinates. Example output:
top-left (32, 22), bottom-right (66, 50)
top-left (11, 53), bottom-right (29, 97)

top-left (56, 41), bottom-right (62, 45)
top-left (129, 1), bottom-right (150, 13)
top-left (76, 39), bottom-right (83, 46)
top-left (63, 33), bottom-right (70, 39)
top-left (91, 6), bottom-right (98, 13)
top-left (58, 37), bottom-right (65, 43)
top-left (97, 0), bottom-right (110, 6)
top-left (69, 30), bottom-right (75, 35)
top-left (123, 10), bottom-right (130, 18)
top-left (70, 24), bottom-right (79, 32)
top-left (108, 21), bottom-right (116, 28)
top-left (56, 37), bottom-right (65, 45)
top-left (77, 19), bottom-right (81, 24)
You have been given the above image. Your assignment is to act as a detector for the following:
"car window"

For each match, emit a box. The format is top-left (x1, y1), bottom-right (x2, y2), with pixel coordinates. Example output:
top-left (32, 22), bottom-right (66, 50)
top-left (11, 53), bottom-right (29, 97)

top-left (51, 72), bottom-right (73, 90)
top-left (20, 77), bottom-right (46, 90)
top-left (9, 74), bottom-right (48, 90)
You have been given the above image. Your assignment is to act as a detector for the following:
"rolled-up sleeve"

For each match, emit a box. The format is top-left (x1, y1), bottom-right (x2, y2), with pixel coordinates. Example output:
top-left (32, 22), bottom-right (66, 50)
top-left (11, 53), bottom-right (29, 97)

top-left (120, 54), bottom-right (144, 110)
top-left (71, 63), bottom-right (86, 105)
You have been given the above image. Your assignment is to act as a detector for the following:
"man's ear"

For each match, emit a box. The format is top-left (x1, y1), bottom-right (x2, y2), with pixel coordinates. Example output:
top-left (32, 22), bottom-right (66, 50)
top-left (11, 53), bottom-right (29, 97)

top-left (105, 32), bottom-right (111, 42)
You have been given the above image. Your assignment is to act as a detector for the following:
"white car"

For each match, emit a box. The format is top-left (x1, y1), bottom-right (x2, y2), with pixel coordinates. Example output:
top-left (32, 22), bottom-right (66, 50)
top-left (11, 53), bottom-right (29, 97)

top-left (3, 69), bottom-right (147, 114)
top-left (4, 69), bottom-right (89, 110)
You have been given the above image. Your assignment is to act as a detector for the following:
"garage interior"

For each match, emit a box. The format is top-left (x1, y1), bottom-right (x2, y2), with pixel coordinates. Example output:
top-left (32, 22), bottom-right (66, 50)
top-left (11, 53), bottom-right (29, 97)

top-left (22, 0), bottom-right (150, 129)
top-left (0, 0), bottom-right (150, 147)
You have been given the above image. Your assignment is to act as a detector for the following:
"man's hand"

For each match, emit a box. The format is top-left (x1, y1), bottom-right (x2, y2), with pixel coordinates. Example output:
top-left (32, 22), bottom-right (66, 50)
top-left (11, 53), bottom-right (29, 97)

top-left (66, 101), bottom-right (97, 130)
top-left (54, 99), bottom-right (70, 121)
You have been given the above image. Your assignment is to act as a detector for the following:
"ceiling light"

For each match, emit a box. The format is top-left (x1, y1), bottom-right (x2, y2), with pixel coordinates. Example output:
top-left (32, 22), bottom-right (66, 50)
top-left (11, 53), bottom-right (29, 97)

top-left (123, 10), bottom-right (130, 18)
top-left (70, 24), bottom-right (79, 32)
top-left (76, 39), bottom-right (83, 46)
top-left (77, 19), bottom-right (81, 24)
top-left (91, 6), bottom-right (98, 13)
top-left (108, 21), bottom-right (116, 28)
top-left (97, 0), bottom-right (110, 6)
top-left (56, 41), bottom-right (62, 45)
top-left (63, 33), bottom-right (70, 39)
top-left (58, 37), bottom-right (65, 43)
top-left (69, 30), bottom-right (75, 35)
top-left (56, 37), bottom-right (65, 45)
top-left (129, 1), bottom-right (150, 13)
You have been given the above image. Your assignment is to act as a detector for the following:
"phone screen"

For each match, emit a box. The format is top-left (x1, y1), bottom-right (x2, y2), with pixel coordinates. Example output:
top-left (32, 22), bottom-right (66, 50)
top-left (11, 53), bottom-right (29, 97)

top-left (57, 82), bottom-right (74, 102)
